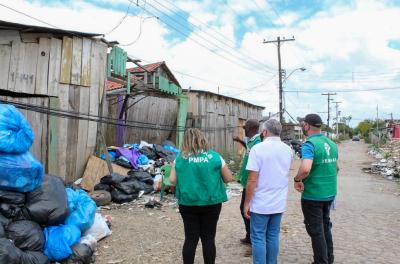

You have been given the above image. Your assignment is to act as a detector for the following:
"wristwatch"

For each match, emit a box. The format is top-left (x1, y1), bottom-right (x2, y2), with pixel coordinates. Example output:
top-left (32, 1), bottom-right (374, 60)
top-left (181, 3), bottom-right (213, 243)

top-left (294, 177), bottom-right (301, 183)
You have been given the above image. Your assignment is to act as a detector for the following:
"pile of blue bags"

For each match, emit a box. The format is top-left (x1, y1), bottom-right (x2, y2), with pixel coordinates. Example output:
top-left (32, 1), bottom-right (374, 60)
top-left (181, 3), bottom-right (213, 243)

top-left (0, 104), bottom-right (101, 264)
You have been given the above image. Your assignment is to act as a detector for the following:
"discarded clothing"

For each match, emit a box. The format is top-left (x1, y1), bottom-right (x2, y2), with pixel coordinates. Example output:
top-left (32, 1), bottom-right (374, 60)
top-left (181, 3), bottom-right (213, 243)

top-left (139, 146), bottom-right (158, 160)
top-left (25, 175), bottom-right (69, 226)
top-left (0, 104), bottom-right (34, 154)
top-left (43, 225), bottom-right (81, 261)
top-left (116, 148), bottom-right (141, 169)
top-left (0, 151), bottom-right (43, 193)
top-left (65, 188), bottom-right (97, 233)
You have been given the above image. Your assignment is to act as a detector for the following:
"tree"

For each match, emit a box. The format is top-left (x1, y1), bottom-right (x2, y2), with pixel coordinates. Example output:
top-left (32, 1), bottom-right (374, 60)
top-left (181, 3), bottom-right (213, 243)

top-left (355, 120), bottom-right (373, 137)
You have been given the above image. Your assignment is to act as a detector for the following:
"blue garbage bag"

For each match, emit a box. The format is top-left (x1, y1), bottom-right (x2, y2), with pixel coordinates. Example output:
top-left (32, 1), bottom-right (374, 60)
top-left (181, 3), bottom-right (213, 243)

top-left (0, 151), bottom-right (43, 192)
top-left (65, 188), bottom-right (96, 233)
top-left (163, 145), bottom-right (180, 154)
top-left (0, 104), bottom-right (34, 154)
top-left (43, 225), bottom-right (81, 261)
top-left (137, 154), bottom-right (149, 165)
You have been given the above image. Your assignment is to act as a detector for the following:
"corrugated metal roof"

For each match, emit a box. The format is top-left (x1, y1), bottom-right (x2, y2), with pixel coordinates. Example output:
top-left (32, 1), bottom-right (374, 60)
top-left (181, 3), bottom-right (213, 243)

top-left (0, 20), bottom-right (103, 38)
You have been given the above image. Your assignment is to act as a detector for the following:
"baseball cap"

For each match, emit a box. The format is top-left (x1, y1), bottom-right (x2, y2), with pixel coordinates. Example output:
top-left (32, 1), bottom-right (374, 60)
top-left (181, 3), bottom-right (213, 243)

top-left (299, 114), bottom-right (323, 127)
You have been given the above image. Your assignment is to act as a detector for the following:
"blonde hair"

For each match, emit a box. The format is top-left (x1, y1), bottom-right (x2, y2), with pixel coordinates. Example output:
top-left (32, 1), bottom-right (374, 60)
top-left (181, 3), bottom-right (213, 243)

top-left (181, 128), bottom-right (209, 156)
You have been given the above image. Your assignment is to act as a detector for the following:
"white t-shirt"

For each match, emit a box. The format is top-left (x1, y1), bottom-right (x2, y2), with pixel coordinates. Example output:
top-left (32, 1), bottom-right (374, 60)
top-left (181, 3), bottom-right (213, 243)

top-left (246, 137), bottom-right (293, 214)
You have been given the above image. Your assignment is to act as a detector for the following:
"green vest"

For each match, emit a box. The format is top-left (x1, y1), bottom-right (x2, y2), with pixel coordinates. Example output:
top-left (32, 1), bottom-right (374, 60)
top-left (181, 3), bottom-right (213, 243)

top-left (175, 150), bottom-right (228, 206)
top-left (302, 135), bottom-right (338, 200)
top-left (239, 135), bottom-right (262, 188)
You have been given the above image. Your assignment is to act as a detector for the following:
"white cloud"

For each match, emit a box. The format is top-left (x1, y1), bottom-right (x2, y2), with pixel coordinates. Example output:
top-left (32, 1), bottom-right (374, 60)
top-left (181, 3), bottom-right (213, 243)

top-left (1, 0), bottom-right (399, 124)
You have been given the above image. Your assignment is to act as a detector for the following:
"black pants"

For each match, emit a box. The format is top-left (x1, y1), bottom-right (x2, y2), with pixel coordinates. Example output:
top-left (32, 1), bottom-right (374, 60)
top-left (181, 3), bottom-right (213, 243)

top-left (301, 199), bottom-right (334, 264)
top-left (239, 188), bottom-right (251, 241)
top-left (179, 203), bottom-right (222, 264)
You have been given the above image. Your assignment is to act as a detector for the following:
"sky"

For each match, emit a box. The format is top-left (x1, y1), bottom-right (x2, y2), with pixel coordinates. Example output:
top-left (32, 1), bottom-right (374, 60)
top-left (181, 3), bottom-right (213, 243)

top-left (1, 0), bottom-right (400, 126)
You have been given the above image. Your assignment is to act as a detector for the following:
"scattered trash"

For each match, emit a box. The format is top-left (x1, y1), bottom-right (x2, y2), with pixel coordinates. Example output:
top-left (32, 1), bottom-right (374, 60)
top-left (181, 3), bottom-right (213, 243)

top-left (0, 151), bottom-right (43, 192)
top-left (0, 104), bottom-right (34, 154)
top-left (6, 220), bottom-right (45, 252)
top-left (65, 188), bottom-right (97, 233)
top-left (366, 141), bottom-right (400, 180)
top-left (25, 175), bottom-right (69, 226)
top-left (145, 199), bottom-right (162, 209)
top-left (83, 213), bottom-right (112, 242)
top-left (43, 225), bottom-right (81, 261)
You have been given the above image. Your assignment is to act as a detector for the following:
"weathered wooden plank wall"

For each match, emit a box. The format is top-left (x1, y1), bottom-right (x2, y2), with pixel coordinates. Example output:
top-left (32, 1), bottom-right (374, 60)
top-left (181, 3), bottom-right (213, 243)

top-left (105, 94), bottom-right (179, 146)
top-left (187, 92), bottom-right (264, 154)
top-left (0, 30), bottom-right (108, 181)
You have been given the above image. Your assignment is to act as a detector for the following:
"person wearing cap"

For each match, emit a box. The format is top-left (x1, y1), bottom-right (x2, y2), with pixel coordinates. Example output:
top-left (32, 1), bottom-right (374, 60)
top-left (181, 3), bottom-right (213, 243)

top-left (233, 119), bottom-right (262, 246)
top-left (294, 114), bottom-right (339, 264)
top-left (243, 119), bottom-right (293, 264)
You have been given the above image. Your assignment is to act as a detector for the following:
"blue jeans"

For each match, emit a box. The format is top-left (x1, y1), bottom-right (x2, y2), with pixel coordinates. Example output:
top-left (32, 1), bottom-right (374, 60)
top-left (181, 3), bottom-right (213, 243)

top-left (250, 212), bottom-right (283, 264)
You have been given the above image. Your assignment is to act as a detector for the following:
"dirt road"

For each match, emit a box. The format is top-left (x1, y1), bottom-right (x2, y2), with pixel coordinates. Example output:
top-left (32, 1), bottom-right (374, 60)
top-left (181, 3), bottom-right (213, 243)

top-left (96, 141), bottom-right (400, 264)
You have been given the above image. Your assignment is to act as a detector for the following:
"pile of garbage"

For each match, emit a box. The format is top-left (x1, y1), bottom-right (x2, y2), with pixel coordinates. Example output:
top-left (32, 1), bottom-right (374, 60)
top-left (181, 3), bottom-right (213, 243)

top-left (0, 104), bottom-right (111, 264)
top-left (365, 140), bottom-right (400, 180)
top-left (95, 141), bottom-right (179, 204)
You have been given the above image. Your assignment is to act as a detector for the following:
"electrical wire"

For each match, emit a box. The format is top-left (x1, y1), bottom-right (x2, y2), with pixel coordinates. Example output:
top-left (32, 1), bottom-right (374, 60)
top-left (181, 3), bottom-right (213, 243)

top-left (284, 86), bottom-right (400, 93)
top-left (104, 0), bottom-right (134, 35)
top-left (0, 99), bottom-right (243, 133)
top-left (158, 0), bottom-right (276, 73)
top-left (130, 0), bottom-right (273, 76)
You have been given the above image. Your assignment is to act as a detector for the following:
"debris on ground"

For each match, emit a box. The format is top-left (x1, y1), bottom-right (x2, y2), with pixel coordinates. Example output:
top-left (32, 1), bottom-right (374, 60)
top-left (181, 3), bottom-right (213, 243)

top-left (365, 140), bottom-right (400, 181)
top-left (0, 104), bottom-right (111, 263)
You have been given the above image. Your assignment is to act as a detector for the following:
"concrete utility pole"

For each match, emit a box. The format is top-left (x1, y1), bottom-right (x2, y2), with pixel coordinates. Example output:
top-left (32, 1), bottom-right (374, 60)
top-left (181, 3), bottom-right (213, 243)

top-left (322, 93), bottom-right (336, 137)
top-left (263, 36), bottom-right (295, 123)
top-left (333, 101), bottom-right (341, 138)
top-left (376, 105), bottom-right (380, 146)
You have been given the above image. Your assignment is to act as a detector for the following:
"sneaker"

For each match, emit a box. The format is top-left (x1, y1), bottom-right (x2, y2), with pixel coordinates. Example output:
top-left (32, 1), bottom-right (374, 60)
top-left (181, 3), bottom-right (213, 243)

top-left (240, 237), bottom-right (251, 245)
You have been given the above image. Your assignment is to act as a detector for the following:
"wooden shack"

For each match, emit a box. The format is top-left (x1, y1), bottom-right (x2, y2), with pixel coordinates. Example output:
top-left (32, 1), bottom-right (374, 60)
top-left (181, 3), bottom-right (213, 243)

top-left (0, 20), bottom-right (108, 181)
top-left (186, 90), bottom-right (265, 154)
top-left (105, 61), bottom-right (186, 146)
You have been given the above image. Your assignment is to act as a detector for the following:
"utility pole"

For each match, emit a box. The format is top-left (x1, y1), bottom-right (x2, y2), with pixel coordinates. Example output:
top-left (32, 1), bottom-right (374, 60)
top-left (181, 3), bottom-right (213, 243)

top-left (376, 105), bottom-right (380, 146)
top-left (263, 36), bottom-right (295, 123)
top-left (333, 101), bottom-right (341, 138)
top-left (322, 93), bottom-right (336, 137)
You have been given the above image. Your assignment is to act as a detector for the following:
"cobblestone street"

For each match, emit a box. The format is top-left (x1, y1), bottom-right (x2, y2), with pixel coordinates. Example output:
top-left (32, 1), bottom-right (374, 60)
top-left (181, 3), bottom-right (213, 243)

top-left (97, 141), bottom-right (400, 264)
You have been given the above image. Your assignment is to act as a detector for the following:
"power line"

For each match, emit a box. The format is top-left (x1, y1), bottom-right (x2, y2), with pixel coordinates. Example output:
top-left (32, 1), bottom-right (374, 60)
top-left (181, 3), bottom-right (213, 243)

top-left (285, 86), bottom-right (400, 93)
top-left (104, 0), bottom-right (134, 35)
top-left (0, 2), bottom-right (90, 38)
top-left (161, 0), bottom-right (276, 73)
top-left (131, 0), bottom-right (273, 76)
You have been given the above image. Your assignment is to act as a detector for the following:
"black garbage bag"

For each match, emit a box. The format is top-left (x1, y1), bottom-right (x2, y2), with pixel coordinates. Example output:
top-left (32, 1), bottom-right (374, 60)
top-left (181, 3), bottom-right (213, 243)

top-left (0, 212), bottom-right (10, 227)
top-left (153, 145), bottom-right (176, 162)
top-left (100, 173), bottom-right (125, 186)
top-left (128, 171), bottom-right (154, 185)
top-left (115, 158), bottom-right (132, 169)
top-left (25, 174), bottom-right (68, 226)
top-left (0, 190), bottom-right (25, 205)
top-left (65, 243), bottom-right (93, 264)
top-left (111, 188), bottom-right (138, 204)
top-left (0, 203), bottom-right (25, 220)
top-left (115, 179), bottom-right (141, 195)
top-left (0, 224), bottom-right (5, 238)
top-left (20, 251), bottom-right (49, 264)
top-left (93, 183), bottom-right (111, 192)
top-left (139, 147), bottom-right (157, 160)
top-left (6, 220), bottom-right (45, 251)
top-left (0, 237), bottom-right (22, 264)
